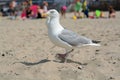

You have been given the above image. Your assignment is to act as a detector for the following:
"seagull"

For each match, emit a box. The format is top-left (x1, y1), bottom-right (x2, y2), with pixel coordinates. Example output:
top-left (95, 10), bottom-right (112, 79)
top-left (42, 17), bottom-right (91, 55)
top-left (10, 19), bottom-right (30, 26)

top-left (46, 9), bottom-right (100, 62)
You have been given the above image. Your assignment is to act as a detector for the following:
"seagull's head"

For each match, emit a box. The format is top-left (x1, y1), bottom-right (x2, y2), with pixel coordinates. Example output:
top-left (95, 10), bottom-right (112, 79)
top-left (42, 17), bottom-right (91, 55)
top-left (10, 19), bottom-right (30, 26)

top-left (46, 9), bottom-right (59, 18)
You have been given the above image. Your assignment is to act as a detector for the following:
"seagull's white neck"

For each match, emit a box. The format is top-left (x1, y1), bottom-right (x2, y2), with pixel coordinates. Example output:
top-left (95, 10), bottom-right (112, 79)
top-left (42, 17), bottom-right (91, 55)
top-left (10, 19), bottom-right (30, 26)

top-left (46, 16), bottom-right (64, 35)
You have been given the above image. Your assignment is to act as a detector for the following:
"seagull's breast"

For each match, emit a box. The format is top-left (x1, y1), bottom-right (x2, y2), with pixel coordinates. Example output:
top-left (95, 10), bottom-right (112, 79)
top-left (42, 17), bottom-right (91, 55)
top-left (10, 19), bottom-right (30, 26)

top-left (48, 31), bottom-right (72, 49)
top-left (47, 18), bottom-right (72, 49)
top-left (48, 25), bottom-right (63, 47)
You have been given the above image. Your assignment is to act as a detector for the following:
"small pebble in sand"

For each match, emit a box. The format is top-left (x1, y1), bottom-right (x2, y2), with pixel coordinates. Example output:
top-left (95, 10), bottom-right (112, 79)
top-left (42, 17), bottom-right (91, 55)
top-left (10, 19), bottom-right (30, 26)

top-left (78, 65), bottom-right (83, 70)
top-left (100, 34), bottom-right (104, 36)
top-left (14, 73), bottom-right (19, 76)
top-left (2, 54), bottom-right (5, 57)
top-left (108, 76), bottom-right (115, 80)
top-left (104, 43), bottom-right (108, 46)
top-left (95, 50), bottom-right (100, 55)
top-left (96, 50), bottom-right (100, 52)
top-left (5, 51), bottom-right (9, 54)
top-left (95, 52), bottom-right (99, 55)
top-left (112, 62), bottom-right (116, 64)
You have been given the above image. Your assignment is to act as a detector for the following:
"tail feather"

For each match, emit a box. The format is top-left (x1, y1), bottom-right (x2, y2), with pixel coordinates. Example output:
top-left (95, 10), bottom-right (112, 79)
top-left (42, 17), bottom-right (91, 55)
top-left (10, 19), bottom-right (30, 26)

top-left (78, 43), bottom-right (101, 47)
top-left (92, 40), bottom-right (101, 43)
top-left (88, 43), bottom-right (101, 46)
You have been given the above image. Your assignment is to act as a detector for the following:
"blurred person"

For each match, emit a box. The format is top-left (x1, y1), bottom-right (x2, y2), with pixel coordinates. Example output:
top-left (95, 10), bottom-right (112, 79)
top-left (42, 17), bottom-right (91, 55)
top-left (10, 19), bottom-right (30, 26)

top-left (11, 0), bottom-right (17, 8)
top-left (26, 7), bottom-right (32, 18)
top-left (29, 0), bottom-right (32, 6)
top-left (37, 6), bottom-right (47, 19)
top-left (30, 4), bottom-right (38, 18)
top-left (0, 5), bottom-right (9, 16)
top-left (82, 0), bottom-right (89, 18)
top-left (37, 6), bottom-right (42, 18)
top-left (60, 5), bottom-right (67, 18)
top-left (22, 1), bottom-right (29, 10)
top-left (74, 0), bottom-right (82, 18)
top-left (21, 8), bottom-right (27, 20)
top-left (108, 5), bottom-right (115, 18)
top-left (8, 2), bottom-right (17, 20)
top-left (43, 1), bottom-right (48, 13)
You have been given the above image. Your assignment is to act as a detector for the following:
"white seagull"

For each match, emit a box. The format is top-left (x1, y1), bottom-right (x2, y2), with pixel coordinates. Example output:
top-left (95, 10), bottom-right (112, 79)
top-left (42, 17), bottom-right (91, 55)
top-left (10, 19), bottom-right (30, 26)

top-left (46, 9), bottom-right (100, 62)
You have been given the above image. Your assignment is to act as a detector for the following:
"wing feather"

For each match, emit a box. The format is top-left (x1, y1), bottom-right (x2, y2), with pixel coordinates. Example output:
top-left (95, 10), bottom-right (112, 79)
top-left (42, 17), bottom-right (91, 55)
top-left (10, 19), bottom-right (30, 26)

top-left (58, 29), bottom-right (92, 46)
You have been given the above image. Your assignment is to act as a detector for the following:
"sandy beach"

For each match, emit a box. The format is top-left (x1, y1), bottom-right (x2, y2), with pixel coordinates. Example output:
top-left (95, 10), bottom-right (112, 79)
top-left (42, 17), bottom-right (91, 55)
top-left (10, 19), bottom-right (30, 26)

top-left (0, 12), bottom-right (120, 80)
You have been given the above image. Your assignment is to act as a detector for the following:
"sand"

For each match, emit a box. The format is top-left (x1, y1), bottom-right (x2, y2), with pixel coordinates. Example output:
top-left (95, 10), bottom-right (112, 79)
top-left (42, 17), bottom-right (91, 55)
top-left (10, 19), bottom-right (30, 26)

top-left (0, 12), bottom-right (120, 80)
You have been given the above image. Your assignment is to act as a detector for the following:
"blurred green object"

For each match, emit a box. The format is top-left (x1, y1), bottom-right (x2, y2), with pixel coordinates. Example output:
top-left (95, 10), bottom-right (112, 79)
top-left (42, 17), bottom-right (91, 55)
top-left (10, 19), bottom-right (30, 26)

top-left (95, 10), bottom-right (101, 18)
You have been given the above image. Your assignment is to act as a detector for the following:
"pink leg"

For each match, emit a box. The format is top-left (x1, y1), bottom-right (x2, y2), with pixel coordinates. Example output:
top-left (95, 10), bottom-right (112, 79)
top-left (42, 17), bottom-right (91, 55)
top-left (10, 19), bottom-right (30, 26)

top-left (55, 49), bottom-right (74, 63)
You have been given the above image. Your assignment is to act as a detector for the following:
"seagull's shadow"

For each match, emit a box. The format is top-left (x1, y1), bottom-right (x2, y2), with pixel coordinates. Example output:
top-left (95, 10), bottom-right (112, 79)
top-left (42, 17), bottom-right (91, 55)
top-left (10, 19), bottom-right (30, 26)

top-left (53, 59), bottom-right (88, 65)
top-left (20, 59), bottom-right (51, 66)
top-left (67, 59), bottom-right (88, 65)
top-left (20, 59), bottom-right (87, 66)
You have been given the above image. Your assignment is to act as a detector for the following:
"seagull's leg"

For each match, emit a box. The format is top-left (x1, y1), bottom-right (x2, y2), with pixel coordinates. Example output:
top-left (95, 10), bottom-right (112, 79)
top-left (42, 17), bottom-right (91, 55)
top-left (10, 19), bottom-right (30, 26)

top-left (65, 49), bottom-right (74, 58)
top-left (56, 49), bottom-right (74, 63)
top-left (64, 49), bottom-right (74, 63)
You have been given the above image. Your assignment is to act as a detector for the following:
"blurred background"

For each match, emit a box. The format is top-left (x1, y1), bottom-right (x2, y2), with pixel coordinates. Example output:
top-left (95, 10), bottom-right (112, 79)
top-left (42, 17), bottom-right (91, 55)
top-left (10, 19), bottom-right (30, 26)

top-left (0, 0), bottom-right (120, 11)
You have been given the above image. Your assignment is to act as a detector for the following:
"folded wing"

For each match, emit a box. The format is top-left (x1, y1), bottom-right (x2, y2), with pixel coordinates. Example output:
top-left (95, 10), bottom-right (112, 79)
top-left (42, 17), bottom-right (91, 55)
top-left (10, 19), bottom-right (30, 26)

top-left (58, 29), bottom-right (92, 47)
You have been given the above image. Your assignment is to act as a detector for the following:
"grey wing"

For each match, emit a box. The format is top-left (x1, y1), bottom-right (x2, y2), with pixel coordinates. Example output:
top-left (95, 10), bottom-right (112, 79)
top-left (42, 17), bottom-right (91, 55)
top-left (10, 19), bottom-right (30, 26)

top-left (58, 29), bottom-right (92, 46)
